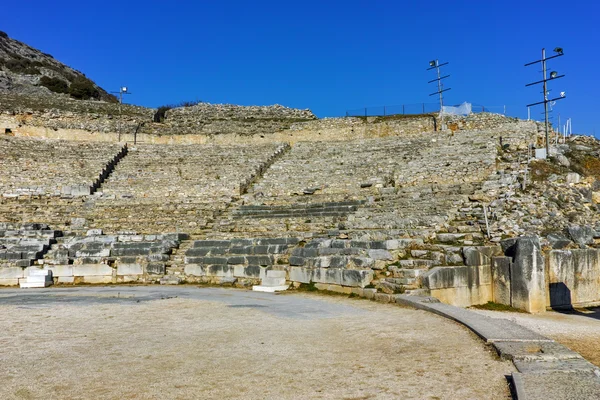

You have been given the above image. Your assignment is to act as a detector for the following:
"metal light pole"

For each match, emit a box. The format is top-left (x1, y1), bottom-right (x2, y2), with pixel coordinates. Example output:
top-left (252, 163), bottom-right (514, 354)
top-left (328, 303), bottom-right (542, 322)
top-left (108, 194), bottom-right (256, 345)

top-left (525, 48), bottom-right (565, 156)
top-left (427, 59), bottom-right (451, 130)
top-left (111, 86), bottom-right (131, 142)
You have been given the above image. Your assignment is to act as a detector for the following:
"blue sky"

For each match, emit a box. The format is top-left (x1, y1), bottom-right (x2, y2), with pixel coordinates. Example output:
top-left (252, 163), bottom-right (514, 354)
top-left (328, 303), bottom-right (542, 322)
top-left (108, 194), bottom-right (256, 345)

top-left (2, 0), bottom-right (598, 134)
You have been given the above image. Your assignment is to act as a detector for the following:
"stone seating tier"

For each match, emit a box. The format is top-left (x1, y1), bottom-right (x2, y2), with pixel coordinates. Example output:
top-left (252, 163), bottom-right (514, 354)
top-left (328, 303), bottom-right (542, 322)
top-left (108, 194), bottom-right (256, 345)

top-left (0, 136), bottom-right (124, 197)
top-left (99, 143), bottom-right (285, 200)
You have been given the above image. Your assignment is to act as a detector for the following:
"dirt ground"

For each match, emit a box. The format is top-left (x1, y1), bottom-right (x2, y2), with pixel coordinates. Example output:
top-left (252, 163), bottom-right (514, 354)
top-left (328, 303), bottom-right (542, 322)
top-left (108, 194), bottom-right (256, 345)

top-left (472, 306), bottom-right (600, 367)
top-left (0, 286), bottom-right (515, 400)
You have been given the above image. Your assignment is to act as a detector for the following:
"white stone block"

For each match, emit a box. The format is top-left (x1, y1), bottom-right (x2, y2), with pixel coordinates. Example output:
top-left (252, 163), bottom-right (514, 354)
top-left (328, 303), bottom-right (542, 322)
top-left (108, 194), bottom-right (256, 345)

top-left (252, 285), bottom-right (289, 293)
top-left (117, 264), bottom-right (143, 276)
top-left (83, 276), bottom-right (113, 284)
top-left (0, 267), bottom-right (25, 279)
top-left (266, 270), bottom-right (286, 279)
top-left (58, 276), bottom-right (75, 283)
top-left (72, 264), bottom-right (113, 277)
top-left (262, 277), bottom-right (286, 286)
top-left (184, 264), bottom-right (206, 276)
top-left (289, 267), bottom-right (313, 283)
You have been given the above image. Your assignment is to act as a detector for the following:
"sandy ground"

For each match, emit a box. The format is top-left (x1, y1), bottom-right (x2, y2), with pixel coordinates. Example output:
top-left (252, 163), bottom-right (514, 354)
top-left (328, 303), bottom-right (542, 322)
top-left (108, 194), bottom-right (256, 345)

top-left (472, 306), bottom-right (600, 367)
top-left (0, 286), bottom-right (515, 400)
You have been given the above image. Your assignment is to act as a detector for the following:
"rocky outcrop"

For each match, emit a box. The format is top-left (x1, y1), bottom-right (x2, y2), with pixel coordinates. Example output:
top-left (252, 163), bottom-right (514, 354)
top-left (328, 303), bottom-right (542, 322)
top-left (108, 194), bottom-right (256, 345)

top-left (0, 31), bottom-right (114, 102)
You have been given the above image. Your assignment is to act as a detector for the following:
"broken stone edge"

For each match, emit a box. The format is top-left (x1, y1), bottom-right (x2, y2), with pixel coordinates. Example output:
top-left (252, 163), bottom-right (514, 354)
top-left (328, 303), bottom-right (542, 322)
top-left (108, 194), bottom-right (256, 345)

top-left (395, 294), bottom-right (600, 400)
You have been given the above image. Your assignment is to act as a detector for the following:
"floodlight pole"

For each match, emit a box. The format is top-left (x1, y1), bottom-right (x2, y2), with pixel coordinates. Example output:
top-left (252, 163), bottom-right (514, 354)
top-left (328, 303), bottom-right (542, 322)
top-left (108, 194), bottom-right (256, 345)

top-left (427, 60), bottom-right (451, 130)
top-left (111, 86), bottom-right (132, 142)
top-left (525, 48), bottom-right (565, 156)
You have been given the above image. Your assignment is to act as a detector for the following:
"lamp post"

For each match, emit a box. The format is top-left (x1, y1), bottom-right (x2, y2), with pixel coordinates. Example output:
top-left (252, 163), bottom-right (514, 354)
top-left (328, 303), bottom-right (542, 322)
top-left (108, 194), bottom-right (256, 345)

top-left (427, 59), bottom-right (451, 130)
top-left (111, 86), bottom-right (131, 142)
top-left (525, 48), bottom-right (565, 156)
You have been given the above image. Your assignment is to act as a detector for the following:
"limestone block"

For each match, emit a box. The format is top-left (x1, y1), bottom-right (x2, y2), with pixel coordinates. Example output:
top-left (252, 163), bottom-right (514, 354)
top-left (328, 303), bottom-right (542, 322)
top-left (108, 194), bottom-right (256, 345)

top-left (58, 276), bottom-right (75, 284)
top-left (367, 249), bottom-right (393, 261)
top-left (117, 264), bottom-right (143, 276)
top-left (76, 249), bottom-right (110, 258)
top-left (184, 264), bottom-right (206, 276)
top-left (0, 278), bottom-right (20, 286)
top-left (289, 267), bottom-right (313, 283)
top-left (463, 246), bottom-right (502, 266)
top-left (423, 265), bottom-right (493, 307)
top-left (341, 269), bottom-right (373, 288)
top-left (233, 265), bottom-right (262, 278)
top-left (567, 225), bottom-right (594, 248)
top-left (146, 263), bottom-right (166, 275)
top-left (206, 265), bottom-right (234, 277)
top-left (547, 249), bottom-right (600, 307)
top-left (0, 267), bottom-right (25, 279)
top-left (83, 276), bottom-right (112, 284)
top-left (312, 268), bottom-right (342, 285)
top-left (546, 233), bottom-right (572, 249)
top-left (491, 257), bottom-right (511, 306)
top-left (72, 264), bottom-right (113, 277)
top-left (502, 236), bottom-right (546, 313)
top-left (39, 265), bottom-right (73, 277)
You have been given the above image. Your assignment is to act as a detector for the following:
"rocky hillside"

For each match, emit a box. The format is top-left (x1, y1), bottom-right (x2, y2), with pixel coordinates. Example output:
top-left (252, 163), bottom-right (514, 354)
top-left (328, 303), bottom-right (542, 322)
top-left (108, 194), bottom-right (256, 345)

top-left (0, 30), bottom-right (115, 102)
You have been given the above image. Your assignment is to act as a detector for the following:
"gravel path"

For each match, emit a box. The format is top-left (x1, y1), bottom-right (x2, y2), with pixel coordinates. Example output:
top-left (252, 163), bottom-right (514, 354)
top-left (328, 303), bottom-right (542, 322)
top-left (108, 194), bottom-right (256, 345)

top-left (0, 286), bottom-right (515, 400)
top-left (471, 306), bottom-right (600, 367)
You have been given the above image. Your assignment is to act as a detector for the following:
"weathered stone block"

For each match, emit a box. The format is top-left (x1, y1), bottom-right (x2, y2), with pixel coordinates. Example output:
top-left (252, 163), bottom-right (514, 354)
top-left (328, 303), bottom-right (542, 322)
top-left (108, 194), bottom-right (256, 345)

top-left (184, 264), bottom-right (206, 276)
top-left (491, 257), bottom-right (511, 306)
top-left (312, 268), bottom-right (342, 285)
top-left (72, 264), bottom-right (113, 277)
top-left (502, 236), bottom-right (546, 313)
top-left (233, 265), bottom-right (262, 278)
top-left (206, 265), bottom-right (234, 277)
top-left (547, 249), bottom-right (600, 307)
top-left (368, 249), bottom-right (393, 261)
top-left (289, 267), bottom-right (313, 283)
top-left (341, 269), bottom-right (373, 288)
top-left (82, 276), bottom-right (112, 284)
top-left (245, 255), bottom-right (273, 266)
top-left (0, 267), bottom-right (24, 279)
top-left (117, 264), bottom-right (143, 276)
top-left (146, 262), bottom-right (166, 275)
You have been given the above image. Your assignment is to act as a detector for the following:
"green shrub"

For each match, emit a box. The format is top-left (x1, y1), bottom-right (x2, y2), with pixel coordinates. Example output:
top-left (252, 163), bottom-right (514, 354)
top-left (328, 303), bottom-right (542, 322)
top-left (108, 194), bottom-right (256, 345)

top-left (69, 77), bottom-right (99, 100)
top-left (154, 105), bottom-right (172, 122)
top-left (39, 76), bottom-right (69, 94)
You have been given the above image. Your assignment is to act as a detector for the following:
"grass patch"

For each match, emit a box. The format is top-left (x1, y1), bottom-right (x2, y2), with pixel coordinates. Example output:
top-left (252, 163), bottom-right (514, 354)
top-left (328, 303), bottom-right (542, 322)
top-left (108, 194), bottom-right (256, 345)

top-left (470, 301), bottom-right (526, 313)
top-left (528, 160), bottom-right (562, 182)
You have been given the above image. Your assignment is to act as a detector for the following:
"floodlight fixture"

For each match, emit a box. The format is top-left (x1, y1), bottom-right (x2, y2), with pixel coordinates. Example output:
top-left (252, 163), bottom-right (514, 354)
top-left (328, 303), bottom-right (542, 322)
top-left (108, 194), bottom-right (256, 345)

top-left (122, 87), bottom-right (128, 93)
top-left (429, 60), bottom-right (437, 67)
top-left (560, 91), bottom-right (566, 98)
top-left (525, 47), bottom-right (566, 156)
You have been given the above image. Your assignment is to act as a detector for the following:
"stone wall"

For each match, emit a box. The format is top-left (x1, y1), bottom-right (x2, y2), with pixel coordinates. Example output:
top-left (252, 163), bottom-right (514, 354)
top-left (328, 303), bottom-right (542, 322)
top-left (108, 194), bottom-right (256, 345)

top-left (0, 94), bottom-right (316, 138)
top-left (547, 249), bottom-right (600, 307)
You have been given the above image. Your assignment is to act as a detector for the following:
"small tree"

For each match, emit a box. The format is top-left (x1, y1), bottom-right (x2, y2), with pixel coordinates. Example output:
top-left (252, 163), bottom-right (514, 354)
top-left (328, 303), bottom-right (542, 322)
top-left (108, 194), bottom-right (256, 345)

top-left (69, 77), bottom-right (99, 100)
top-left (39, 76), bottom-right (69, 94)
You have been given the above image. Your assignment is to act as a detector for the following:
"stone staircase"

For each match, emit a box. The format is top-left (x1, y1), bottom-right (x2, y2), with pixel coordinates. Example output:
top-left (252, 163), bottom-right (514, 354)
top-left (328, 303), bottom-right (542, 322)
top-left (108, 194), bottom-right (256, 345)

top-left (174, 237), bottom-right (299, 286)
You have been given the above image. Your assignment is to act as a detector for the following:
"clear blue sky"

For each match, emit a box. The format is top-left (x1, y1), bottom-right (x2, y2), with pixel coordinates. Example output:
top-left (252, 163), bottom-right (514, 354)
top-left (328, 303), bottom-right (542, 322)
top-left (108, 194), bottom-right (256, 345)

top-left (2, 0), bottom-right (599, 134)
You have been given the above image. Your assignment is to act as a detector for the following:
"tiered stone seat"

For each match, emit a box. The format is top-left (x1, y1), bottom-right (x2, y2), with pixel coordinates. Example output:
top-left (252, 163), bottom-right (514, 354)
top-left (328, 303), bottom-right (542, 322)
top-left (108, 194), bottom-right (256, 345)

top-left (89, 142), bottom-right (286, 233)
top-left (0, 223), bottom-right (59, 267)
top-left (40, 232), bottom-right (188, 283)
top-left (182, 238), bottom-right (299, 283)
top-left (100, 143), bottom-right (284, 199)
top-left (0, 136), bottom-right (124, 197)
top-left (0, 222), bottom-right (60, 285)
